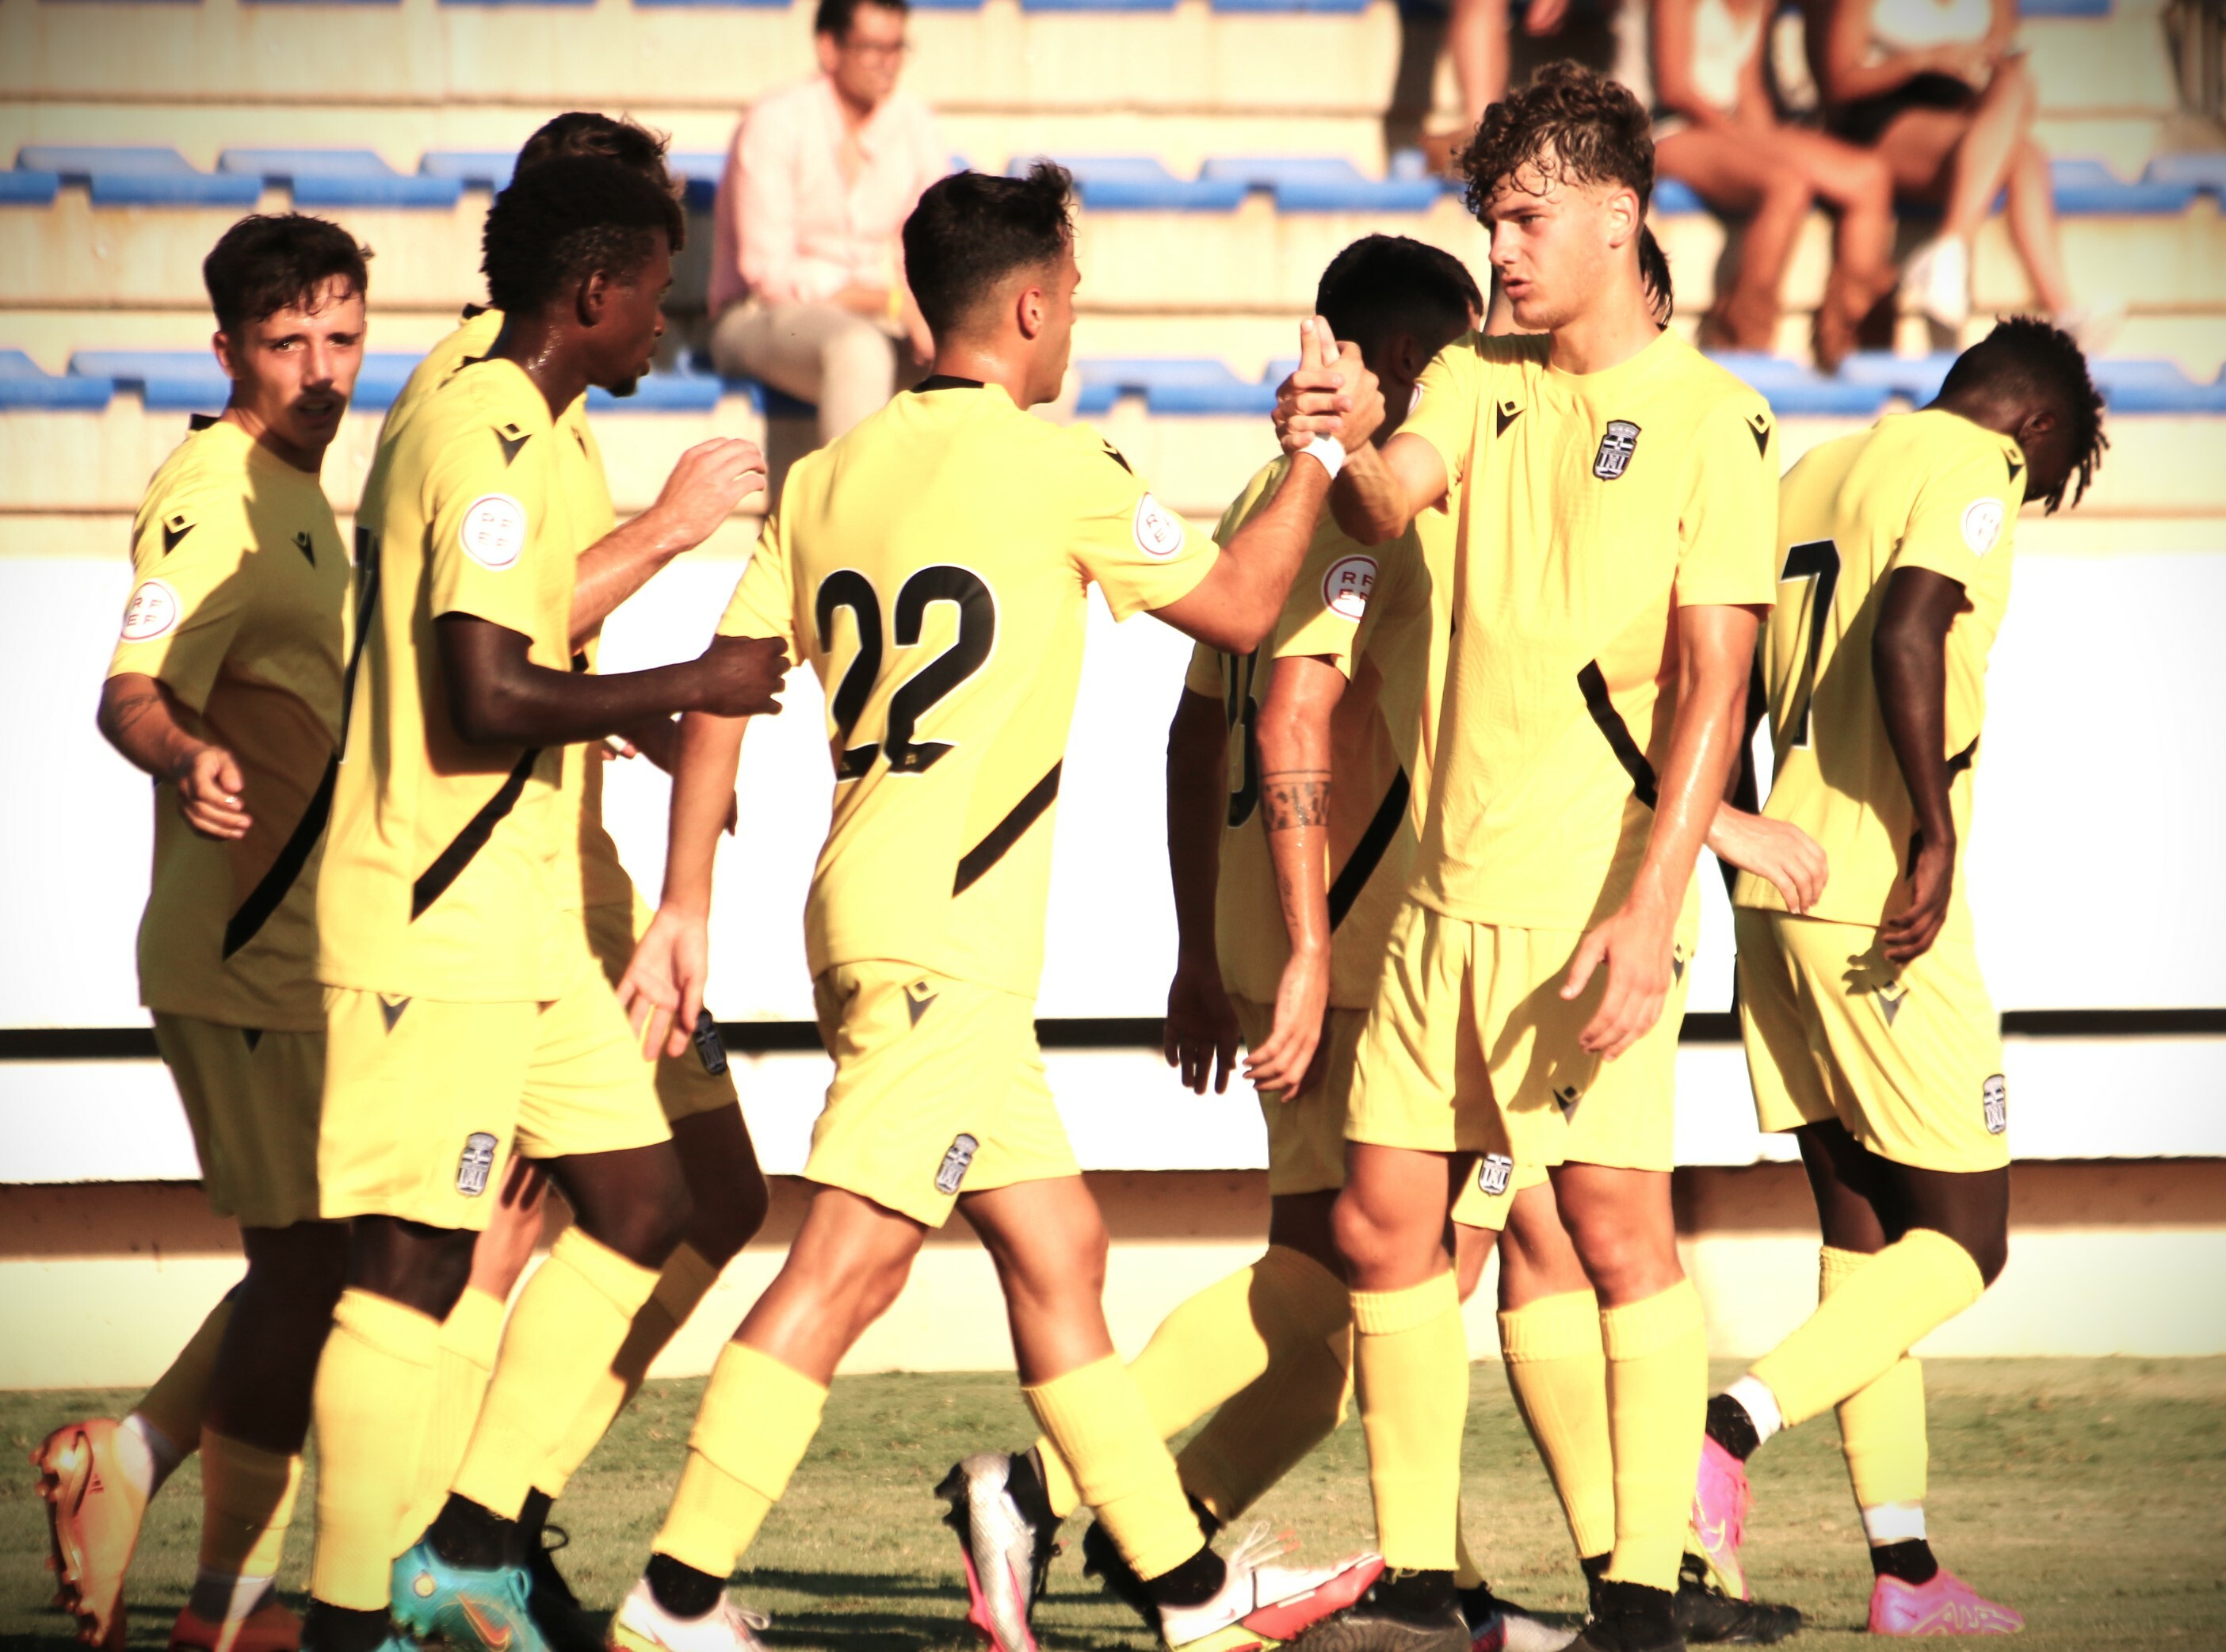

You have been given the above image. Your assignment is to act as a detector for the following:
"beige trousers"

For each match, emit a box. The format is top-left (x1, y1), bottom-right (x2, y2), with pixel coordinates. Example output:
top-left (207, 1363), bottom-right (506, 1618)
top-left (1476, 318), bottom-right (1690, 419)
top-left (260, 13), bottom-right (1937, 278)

top-left (709, 299), bottom-right (922, 445)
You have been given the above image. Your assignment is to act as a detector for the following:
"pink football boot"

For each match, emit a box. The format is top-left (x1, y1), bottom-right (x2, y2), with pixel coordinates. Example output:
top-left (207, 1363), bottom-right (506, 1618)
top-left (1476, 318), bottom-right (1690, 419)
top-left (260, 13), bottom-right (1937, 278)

top-left (1688, 1436), bottom-right (1752, 1600)
top-left (1868, 1570), bottom-right (2025, 1635)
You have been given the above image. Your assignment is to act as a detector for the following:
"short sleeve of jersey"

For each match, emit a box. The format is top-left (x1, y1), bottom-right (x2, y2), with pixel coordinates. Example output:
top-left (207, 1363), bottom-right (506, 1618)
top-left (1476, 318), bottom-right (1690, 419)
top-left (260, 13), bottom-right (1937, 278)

top-left (1893, 431), bottom-right (2020, 586)
top-left (1272, 529), bottom-right (1392, 682)
top-left (107, 489), bottom-right (252, 713)
top-left (1399, 334), bottom-right (1486, 490)
top-left (715, 509), bottom-right (800, 654)
top-left (1066, 431), bottom-right (1219, 620)
top-left (1675, 395), bottom-right (1781, 609)
top-left (426, 429), bottom-right (554, 635)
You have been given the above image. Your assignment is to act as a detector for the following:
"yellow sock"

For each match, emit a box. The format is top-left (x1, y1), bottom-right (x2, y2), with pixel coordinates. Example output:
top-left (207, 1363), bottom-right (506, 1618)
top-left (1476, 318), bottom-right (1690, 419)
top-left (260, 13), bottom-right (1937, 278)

top-left (1500, 1289), bottom-right (1616, 1561)
top-left (1351, 1271), bottom-right (1467, 1571)
top-left (1819, 1246), bottom-right (1929, 1508)
top-left (1177, 1325), bottom-right (1353, 1523)
top-left (1027, 1355), bottom-right (1203, 1581)
top-left (655, 1341), bottom-right (827, 1578)
top-left (310, 1289), bottom-right (439, 1610)
top-left (537, 1242), bottom-right (722, 1501)
top-left (198, 1431), bottom-right (300, 1579)
top-left (1750, 1229), bottom-right (1981, 1429)
top-left (134, 1291), bottom-right (235, 1455)
top-left (451, 1230), bottom-right (660, 1521)
top-left (399, 1287), bottom-right (506, 1539)
top-left (1036, 1246), bottom-right (1350, 1519)
top-left (1600, 1280), bottom-right (1706, 1593)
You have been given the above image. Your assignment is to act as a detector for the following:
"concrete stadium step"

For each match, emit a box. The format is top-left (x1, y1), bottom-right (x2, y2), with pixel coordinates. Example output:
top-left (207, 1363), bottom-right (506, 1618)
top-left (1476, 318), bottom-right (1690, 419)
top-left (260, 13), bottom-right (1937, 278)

top-left (0, 0), bottom-right (2173, 131)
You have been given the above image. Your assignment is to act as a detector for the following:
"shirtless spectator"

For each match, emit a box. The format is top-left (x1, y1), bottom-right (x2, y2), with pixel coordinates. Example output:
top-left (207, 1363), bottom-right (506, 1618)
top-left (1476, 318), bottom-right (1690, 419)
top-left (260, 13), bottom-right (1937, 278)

top-left (1651, 0), bottom-right (1895, 365)
top-left (708, 0), bottom-right (945, 444)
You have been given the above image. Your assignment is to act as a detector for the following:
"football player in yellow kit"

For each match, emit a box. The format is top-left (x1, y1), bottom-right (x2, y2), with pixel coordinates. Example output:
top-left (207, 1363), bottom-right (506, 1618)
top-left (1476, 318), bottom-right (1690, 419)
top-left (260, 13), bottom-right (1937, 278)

top-left (375, 114), bottom-right (773, 1647)
top-left (607, 165), bottom-right (1386, 1652)
top-left (37, 214), bottom-right (370, 1652)
top-left (1692, 319), bottom-right (2105, 1637)
top-left (300, 157), bottom-right (787, 1652)
top-left (1278, 65), bottom-right (1778, 1652)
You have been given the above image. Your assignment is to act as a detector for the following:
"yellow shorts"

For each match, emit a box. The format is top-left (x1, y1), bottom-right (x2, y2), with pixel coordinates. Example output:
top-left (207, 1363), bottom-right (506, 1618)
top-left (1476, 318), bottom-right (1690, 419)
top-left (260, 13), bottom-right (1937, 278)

top-left (1736, 907), bottom-right (2008, 1173)
top-left (1348, 902), bottom-right (1693, 1174)
top-left (1231, 996), bottom-right (1361, 1197)
top-left (583, 895), bottom-right (739, 1124)
top-left (319, 958), bottom-right (670, 1230)
top-left (1450, 1152), bottom-right (1550, 1232)
top-left (806, 963), bottom-right (1081, 1228)
top-left (152, 1013), bottom-right (324, 1230)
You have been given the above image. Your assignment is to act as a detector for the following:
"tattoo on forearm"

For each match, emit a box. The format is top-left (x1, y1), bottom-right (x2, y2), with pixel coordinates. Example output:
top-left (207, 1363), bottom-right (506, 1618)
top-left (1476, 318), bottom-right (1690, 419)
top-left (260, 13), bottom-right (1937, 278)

top-left (1262, 772), bottom-right (1331, 830)
top-left (109, 690), bottom-right (162, 734)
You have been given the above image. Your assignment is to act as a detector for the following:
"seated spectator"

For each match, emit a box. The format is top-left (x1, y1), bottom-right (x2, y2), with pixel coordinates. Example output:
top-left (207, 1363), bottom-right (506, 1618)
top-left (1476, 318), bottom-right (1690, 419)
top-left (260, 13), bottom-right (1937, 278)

top-left (1650, 0), bottom-right (1896, 365)
top-left (708, 0), bottom-right (944, 444)
top-left (1813, 0), bottom-right (2106, 341)
top-left (1429, 0), bottom-right (1575, 165)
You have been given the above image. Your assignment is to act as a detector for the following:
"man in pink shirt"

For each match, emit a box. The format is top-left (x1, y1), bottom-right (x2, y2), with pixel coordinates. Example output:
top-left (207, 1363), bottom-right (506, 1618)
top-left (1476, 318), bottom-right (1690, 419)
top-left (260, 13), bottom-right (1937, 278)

top-left (709, 0), bottom-right (945, 444)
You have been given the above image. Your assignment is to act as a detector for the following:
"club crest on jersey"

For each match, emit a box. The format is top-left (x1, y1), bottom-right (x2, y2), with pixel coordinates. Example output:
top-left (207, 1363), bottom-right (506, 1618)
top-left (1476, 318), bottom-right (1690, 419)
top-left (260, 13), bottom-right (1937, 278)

top-left (1322, 554), bottom-right (1377, 620)
top-left (934, 1132), bottom-right (980, 1196)
top-left (1132, 494), bottom-right (1186, 560)
top-left (1593, 420), bottom-right (1640, 481)
top-left (456, 1131), bottom-right (498, 1196)
top-left (1961, 498), bottom-right (2006, 555)
top-left (460, 493), bottom-right (527, 570)
top-left (1477, 1154), bottom-right (1514, 1197)
top-left (1982, 1074), bottom-right (2007, 1135)
top-left (120, 579), bottom-right (181, 643)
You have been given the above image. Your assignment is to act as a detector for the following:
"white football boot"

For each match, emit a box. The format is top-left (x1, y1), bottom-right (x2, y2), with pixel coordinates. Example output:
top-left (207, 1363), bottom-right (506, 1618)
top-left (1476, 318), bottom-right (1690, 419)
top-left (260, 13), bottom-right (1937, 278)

top-left (1157, 1524), bottom-right (1386, 1652)
top-left (605, 1578), bottom-right (771, 1652)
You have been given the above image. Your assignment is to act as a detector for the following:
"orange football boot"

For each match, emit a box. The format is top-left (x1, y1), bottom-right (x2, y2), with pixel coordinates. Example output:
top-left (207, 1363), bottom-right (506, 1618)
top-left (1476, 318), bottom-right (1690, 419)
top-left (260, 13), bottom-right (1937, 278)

top-left (168, 1595), bottom-right (305, 1652)
top-left (32, 1418), bottom-right (148, 1650)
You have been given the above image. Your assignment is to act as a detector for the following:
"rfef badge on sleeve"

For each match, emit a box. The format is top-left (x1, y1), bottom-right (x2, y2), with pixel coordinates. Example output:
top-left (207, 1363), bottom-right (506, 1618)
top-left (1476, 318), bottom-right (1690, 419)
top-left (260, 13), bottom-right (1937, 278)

top-left (1593, 420), bottom-right (1640, 481)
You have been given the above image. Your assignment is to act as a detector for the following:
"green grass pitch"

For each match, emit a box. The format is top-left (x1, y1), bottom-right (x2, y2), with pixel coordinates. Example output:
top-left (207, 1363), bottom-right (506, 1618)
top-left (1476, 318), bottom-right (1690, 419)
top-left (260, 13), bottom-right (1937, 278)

top-left (5, 1359), bottom-right (2221, 1650)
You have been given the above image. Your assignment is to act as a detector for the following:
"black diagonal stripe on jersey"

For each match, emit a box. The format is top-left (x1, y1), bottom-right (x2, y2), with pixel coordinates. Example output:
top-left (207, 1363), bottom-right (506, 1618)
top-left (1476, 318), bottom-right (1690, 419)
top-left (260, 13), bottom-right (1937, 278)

top-left (1327, 767), bottom-right (1411, 932)
top-left (339, 532), bottom-right (383, 749)
top-left (1577, 661), bottom-right (1659, 811)
top-left (223, 750), bottom-right (338, 958)
top-left (411, 748), bottom-right (541, 919)
top-left (953, 761), bottom-right (1063, 896)
top-left (1904, 737), bottom-right (1983, 876)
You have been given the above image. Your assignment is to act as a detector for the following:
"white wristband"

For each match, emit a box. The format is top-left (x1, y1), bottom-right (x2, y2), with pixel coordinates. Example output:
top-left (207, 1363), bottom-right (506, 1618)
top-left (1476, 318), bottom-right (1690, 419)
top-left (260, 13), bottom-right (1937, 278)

top-left (1300, 433), bottom-right (1346, 482)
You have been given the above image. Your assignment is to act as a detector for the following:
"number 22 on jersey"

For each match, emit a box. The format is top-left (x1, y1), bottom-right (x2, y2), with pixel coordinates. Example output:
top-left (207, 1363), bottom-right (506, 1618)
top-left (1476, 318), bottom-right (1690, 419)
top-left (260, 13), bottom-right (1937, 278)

top-left (815, 565), bottom-right (998, 780)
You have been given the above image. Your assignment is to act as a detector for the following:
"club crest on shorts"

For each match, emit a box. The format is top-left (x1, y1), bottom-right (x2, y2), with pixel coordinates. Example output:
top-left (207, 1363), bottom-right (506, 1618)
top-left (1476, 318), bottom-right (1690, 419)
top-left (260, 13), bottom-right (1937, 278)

top-left (1553, 1083), bottom-right (1582, 1117)
top-left (1981, 1074), bottom-right (2007, 1135)
top-left (1477, 1154), bottom-right (1514, 1197)
top-left (934, 1132), bottom-right (980, 1196)
top-left (1876, 977), bottom-right (1908, 1028)
top-left (456, 1131), bottom-right (498, 1196)
top-left (1593, 420), bottom-right (1640, 481)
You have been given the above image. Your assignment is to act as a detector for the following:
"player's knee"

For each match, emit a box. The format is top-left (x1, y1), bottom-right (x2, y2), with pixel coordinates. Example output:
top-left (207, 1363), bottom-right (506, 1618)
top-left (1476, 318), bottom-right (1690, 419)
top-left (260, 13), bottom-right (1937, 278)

top-left (350, 1218), bottom-right (478, 1319)
top-left (1957, 1226), bottom-right (2008, 1288)
top-left (685, 1168), bottom-right (770, 1268)
top-left (596, 1194), bottom-right (692, 1272)
top-left (1331, 1185), bottom-right (1424, 1284)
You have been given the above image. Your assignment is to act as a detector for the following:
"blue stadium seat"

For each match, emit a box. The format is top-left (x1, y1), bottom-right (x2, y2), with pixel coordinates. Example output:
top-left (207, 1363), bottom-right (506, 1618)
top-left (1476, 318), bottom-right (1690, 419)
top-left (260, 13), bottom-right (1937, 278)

top-left (588, 371), bottom-right (726, 413)
top-left (1, 170), bottom-right (60, 205)
top-left (1837, 350), bottom-right (1955, 405)
top-left (219, 150), bottom-right (462, 208)
top-left (670, 152), bottom-right (727, 211)
top-left (2048, 158), bottom-right (2197, 215)
top-left (2145, 154), bottom-right (2226, 200)
top-left (2087, 359), bottom-right (2226, 413)
top-left (1705, 352), bottom-right (1895, 416)
top-left (1020, 0), bottom-right (1178, 10)
top-left (0, 350), bottom-right (114, 411)
top-left (420, 151), bottom-right (518, 192)
top-left (18, 146), bottom-right (260, 208)
top-left (1200, 157), bottom-right (1440, 212)
top-left (1651, 179), bottom-right (1706, 215)
top-left (1075, 359), bottom-right (1278, 415)
top-left (1210, 0), bottom-right (1371, 12)
top-left (2017, 0), bottom-right (2109, 14)
top-left (70, 351), bottom-right (424, 412)
top-left (1016, 158), bottom-right (1245, 211)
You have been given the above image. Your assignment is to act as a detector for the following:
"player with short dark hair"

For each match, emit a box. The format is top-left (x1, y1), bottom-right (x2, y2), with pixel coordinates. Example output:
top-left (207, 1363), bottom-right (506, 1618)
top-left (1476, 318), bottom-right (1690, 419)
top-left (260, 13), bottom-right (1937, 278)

top-left (1693, 317), bottom-right (2103, 1638)
top-left (298, 154), bottom-right (788, 1652)
top-left (376, 113), bottom-right (778, 1647)
top-left (1277, 63), bottom-right (1781, 1652)
top-left (36, 210), bottom-right (369, 1652)
top-left (603, 163), bottom-right (1385, 1652)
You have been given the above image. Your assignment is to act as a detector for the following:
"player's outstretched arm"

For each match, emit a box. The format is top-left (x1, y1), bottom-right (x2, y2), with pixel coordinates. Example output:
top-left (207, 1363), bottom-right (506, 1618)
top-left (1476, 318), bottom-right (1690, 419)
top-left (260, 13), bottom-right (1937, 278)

top-left (97, 673), bottom-right (252, 841)
top-left (1271, 329), bottom-right (1447, 547)
top-left (1163, 688), bottom-right (1240, 1094)
top-left (567, 437), bottom-right (768, 644)
top-left (618, 708), bottom-right (751, 1059)
top-left (1244, 654), bottom-right (1345, 1098)
top-left (1873, 564), bottom-right (1965, 963)
top-left (1155, 322), bottom-right (1384, 654)
top-left (1564, 602), bottom-right (1762, 1057)
top-left (436, 614), bottom-right (786, 749)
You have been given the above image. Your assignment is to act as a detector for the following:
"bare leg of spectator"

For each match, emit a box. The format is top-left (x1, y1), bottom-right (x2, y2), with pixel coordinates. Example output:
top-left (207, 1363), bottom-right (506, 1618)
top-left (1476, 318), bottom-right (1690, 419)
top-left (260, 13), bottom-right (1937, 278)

top-left (711, 299), bottom-right (913, 447)
top-left (2003, 138), bottom-right (2075, 315)
top-left (1446, 0), bottom-right (1513, 134)
top-left (1656, 128), bottom-right (1814, 351)
top-left (1777, 128), bottom-right (1896, 368)
top-left (1881, 62), bottom-right (2038, 332)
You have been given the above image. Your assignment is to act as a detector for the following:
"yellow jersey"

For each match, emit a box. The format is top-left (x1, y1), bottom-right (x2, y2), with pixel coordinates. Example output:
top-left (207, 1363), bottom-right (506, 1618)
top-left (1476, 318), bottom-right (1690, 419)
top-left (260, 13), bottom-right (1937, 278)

top-left (1400, 328), bottom-right (1779, 930)
top-left (1186, 454), bottom-right (1452, 1008)
top-left (386, 307), bottom-right (634, 913)
top-left (1735, 408), bottom-right (2023, 936)
top-left (107, 418), bottom-right (349, 1032)
top-left (320, 356), bottom-right (585, 1002)
top-left (716, 377), bottom-right (1218, 998)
